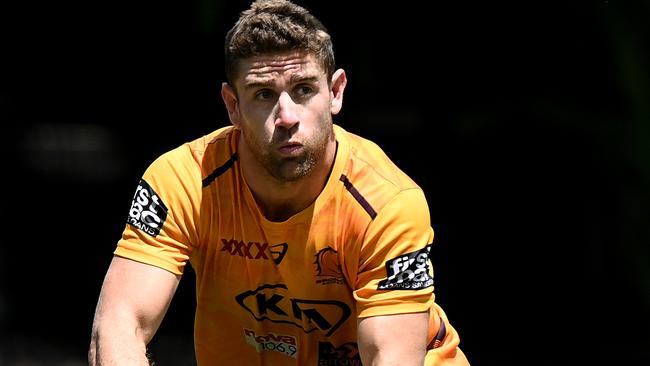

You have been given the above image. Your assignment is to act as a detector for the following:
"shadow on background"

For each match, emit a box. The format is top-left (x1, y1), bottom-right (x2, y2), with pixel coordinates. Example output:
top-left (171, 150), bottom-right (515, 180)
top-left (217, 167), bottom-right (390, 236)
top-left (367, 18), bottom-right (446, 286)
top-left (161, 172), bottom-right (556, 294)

top-left (1, 0), bottom-right (649, 365)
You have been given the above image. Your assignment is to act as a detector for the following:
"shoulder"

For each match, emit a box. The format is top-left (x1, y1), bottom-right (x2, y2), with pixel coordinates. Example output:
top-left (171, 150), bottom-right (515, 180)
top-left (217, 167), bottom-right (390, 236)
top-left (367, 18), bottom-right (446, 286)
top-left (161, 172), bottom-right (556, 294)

top-left (147, 125), bottom-right (237, 179)
top-left (335, 125), bottom-right (424, 218)
top-left (137, 126), bottom-right (236, 200)
top-left (337, 125), bottom-right (419, 190)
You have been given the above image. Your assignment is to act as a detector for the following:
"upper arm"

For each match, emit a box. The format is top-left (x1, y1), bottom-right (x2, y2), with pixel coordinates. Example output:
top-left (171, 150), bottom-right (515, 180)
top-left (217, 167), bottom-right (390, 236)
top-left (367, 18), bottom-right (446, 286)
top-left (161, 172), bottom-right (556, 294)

top-left (354, 188), bottom-right (435, 318)
top-left (357, 311), bottom-right (429, 366)
top-left (92, 255), bottom-right (181, 344)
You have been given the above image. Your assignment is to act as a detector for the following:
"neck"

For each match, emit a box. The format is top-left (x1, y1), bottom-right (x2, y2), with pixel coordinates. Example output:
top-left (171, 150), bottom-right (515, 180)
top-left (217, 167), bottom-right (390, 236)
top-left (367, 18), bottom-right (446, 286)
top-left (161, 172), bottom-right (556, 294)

top-left (240, 137), bottom-right (337, 222)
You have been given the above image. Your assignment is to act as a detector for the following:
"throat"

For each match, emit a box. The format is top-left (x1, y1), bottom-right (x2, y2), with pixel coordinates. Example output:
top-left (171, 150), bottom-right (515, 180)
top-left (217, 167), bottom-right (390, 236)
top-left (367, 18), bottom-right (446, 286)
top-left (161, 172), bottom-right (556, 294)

top-left (254, 183), bottom-right (316, 222)
top-left (263, 203), bottom-right (302, 222)
top-left (254, 142), bottom-right (337, 222)
top-left (240, 136), bottom-right (338, 222)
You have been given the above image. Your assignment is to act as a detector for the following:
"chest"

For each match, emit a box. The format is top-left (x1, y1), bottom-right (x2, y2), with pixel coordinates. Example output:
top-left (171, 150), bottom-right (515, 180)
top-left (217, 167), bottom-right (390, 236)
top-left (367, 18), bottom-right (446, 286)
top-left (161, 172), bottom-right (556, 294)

top-left (191, 198), bottom-right (357, 338)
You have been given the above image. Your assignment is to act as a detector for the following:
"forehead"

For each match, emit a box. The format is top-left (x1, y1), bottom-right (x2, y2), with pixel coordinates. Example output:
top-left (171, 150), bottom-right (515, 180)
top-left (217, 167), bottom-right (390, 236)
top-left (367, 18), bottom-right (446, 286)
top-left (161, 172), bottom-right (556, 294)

top-left (235, 52), bottom-right (324, 87)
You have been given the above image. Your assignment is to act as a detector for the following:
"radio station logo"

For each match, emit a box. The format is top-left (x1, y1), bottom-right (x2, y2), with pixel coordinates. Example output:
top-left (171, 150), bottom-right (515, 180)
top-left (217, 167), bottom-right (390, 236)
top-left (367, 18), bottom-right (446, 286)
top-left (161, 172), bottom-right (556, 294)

top-left (244, 329), bottom-right (298, 359)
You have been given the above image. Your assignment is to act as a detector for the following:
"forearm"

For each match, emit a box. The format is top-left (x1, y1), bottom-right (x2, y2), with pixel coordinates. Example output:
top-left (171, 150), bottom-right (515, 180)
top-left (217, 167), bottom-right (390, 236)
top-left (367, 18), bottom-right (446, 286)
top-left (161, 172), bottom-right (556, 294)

top-left (89, 321), bottom-right (151, 366)
top-left (88, 256), bottom-right (179, 365)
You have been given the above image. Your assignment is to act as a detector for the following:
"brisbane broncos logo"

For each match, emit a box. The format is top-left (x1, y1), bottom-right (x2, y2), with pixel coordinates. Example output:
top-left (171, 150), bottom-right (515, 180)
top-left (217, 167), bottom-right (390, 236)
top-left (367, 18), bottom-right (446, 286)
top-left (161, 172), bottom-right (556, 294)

top-left (314, 247), bottom-right (345, 285)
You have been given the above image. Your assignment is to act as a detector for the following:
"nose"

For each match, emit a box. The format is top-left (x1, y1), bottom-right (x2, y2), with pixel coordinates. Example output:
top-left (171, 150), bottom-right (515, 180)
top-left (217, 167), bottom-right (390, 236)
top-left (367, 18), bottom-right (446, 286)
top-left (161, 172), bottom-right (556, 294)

top-left (274, 92), bottom-right (300, 129)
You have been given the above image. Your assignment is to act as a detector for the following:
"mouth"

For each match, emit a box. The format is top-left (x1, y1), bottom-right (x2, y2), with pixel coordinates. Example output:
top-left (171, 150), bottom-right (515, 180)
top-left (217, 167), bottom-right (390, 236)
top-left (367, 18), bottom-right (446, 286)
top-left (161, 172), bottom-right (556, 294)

top-left (277, 142), bottom-right (303, 155)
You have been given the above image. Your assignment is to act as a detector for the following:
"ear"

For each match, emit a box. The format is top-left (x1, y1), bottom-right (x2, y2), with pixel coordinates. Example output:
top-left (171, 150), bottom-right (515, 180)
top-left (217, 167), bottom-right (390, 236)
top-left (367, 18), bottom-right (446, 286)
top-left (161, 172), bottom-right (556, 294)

top-left (221, 82), bottom-right (240, 126)
top-left (330, 69), bottom-right (347, 115)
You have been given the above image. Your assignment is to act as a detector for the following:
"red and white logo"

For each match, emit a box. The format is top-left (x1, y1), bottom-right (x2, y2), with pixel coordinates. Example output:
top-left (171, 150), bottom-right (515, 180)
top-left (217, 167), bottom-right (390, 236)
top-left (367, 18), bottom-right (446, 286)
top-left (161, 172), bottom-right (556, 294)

top-left (243, 329), bottom-right (298, 358)
top-left (220, 239), bottom-right (288, 264)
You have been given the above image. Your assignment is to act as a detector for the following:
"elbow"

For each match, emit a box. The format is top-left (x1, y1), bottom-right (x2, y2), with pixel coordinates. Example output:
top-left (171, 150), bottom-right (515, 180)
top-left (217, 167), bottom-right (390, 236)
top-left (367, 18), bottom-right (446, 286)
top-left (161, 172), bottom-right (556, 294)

top-left (88, 329), bottom-right (99, 366)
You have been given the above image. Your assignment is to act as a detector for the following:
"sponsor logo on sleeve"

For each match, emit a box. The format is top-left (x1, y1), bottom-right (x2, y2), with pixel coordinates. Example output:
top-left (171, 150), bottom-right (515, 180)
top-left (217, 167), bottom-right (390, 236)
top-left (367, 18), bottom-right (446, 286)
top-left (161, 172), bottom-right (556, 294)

top-left (126, 179), bottom-right (168, 237)
top-left (243, 329), bottom-right (298, 358)
top-left (377, 244), bottom-right (434, 290)
top-left (318, 341), bottom-right (361, 366)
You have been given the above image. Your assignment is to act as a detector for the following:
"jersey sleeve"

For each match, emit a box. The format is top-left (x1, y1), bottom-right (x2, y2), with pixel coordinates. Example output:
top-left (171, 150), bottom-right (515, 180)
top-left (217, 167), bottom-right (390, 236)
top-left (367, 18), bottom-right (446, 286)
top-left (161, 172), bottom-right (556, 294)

top-left (114, 144), bottom-right (203, 275)
top-left (353, 187), bottom-right (436, 318)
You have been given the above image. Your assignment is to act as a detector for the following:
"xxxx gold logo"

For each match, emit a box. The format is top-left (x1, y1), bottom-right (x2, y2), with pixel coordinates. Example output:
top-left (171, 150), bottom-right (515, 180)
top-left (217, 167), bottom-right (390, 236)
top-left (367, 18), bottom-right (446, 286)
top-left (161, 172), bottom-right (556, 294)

top-left (221, 239), bottom-right (288, 265)
top-left (314, 247), bottom-right (345, 285)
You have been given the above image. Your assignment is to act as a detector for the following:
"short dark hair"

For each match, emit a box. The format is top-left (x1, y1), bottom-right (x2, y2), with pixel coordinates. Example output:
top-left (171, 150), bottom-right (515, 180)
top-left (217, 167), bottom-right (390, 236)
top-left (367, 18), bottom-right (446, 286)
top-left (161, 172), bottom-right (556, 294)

top-left (224, 0), bottom-right (335, 84)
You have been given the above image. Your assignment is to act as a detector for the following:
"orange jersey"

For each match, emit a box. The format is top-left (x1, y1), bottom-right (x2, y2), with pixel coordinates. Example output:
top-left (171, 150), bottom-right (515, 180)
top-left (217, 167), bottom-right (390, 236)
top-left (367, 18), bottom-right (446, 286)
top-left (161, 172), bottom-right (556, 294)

top-left (115, 124), bottom-right (464, 365)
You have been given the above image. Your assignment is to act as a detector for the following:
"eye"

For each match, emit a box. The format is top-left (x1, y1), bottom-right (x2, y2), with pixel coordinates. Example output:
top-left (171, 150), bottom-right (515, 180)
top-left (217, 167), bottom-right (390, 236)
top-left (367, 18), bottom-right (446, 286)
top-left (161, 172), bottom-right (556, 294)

top-left (254, 89), bottom-right (275, 101)
top-left (295, 84), bottom-right (314, 97)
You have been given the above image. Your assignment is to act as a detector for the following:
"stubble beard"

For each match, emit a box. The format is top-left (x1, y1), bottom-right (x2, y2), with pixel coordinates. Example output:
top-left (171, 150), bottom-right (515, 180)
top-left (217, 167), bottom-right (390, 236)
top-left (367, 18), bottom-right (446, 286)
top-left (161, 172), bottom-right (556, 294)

top-left (242, 118), bottom-right (334, 183)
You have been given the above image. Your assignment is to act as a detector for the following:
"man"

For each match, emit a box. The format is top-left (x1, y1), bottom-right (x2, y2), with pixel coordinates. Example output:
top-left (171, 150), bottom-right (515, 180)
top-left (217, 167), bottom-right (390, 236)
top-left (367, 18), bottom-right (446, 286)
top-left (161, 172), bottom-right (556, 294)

top-left (88, 0), bottom-right (470, 365)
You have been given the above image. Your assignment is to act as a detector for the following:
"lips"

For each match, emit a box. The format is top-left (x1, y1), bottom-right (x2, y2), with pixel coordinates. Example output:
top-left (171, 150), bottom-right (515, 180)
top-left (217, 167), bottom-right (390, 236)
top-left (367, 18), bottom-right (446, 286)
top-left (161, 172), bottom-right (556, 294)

top-left (277, 142), bottom-right (303, 155)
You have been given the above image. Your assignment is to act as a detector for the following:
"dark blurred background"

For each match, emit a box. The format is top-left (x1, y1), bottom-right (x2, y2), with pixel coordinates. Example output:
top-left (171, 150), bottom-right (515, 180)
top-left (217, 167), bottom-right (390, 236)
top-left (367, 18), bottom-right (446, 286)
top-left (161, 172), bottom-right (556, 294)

top-left (1, 0), bottom-right (649, 365)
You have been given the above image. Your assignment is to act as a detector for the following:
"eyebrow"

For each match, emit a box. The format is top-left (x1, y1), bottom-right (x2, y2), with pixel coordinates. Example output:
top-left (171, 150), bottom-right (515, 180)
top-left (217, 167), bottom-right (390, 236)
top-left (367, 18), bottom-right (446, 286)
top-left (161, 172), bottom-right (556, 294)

top-left (242, 80), bottom-right (274, 90)
top-left (242, 74), bottom-right (321, 91)
top-left (290, 75), bottom-right (320, 84)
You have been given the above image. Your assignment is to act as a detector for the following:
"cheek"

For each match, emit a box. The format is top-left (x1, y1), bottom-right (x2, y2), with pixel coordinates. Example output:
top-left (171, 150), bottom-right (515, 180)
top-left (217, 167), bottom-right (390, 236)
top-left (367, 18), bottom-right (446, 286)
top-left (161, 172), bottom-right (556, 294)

top-left (240, 106), bottom-right (274, 135)
top-left (242, 121), bottom-right (272, 144)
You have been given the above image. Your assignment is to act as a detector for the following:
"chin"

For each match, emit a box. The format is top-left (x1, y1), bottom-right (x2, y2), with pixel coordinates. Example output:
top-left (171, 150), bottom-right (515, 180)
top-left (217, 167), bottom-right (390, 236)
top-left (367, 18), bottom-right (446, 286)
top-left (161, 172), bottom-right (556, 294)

top-left (274, 160), bottom-right (315, 182)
